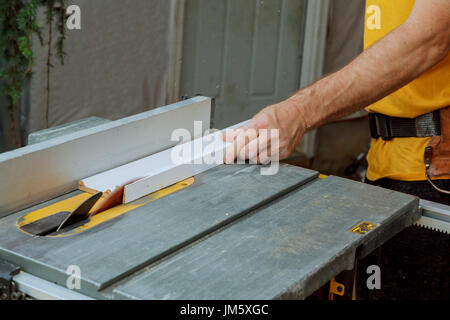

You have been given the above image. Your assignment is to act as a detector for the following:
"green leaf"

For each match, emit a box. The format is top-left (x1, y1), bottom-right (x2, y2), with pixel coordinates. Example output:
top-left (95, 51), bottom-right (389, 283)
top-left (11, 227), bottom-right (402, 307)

top-left (0, 0), bottom-right (67, 113)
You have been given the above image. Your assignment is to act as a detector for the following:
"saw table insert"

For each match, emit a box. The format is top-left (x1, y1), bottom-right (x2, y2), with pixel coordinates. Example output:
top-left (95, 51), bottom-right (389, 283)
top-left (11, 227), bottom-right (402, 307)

top-left (16, 178), bottom-right (195, 238)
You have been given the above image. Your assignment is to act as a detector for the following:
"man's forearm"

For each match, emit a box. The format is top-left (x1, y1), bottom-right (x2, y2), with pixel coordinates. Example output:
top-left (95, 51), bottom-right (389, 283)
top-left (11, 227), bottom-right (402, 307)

top-left (288, 4), bottom-right (449, 132)
top-left (224, 0), bottom-right (450, 163)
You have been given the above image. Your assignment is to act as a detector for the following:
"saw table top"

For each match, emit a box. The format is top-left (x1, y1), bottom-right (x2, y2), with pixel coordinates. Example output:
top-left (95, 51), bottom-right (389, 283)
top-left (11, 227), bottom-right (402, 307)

top-left (0, 164), bottom-right (419, 300)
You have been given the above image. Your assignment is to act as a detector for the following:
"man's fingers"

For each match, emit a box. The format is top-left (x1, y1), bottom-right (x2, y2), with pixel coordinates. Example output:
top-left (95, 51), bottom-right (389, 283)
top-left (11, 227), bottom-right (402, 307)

top-left (224, 129), bottom-right (250, 164)
top-left (239, 119), bottom-right (259, 132)
top-left (222, 118), bottom-right (257, 142)
top-left (223, 128), bottom-right (239, 142)
top-left (257, 151), bottom-right (271, 165)
top-left (223, 113), bottom-right (275, 164)
top-left (222, 115), bottom-right (269, 142)
top-left (250, 129), bottom-right (281, 164)
top-left (223, 130), bottom-right (236, 143)
top-left (239, 132), bottom-right (266, 161)
top-left (226, 128), bottom-right (262, 164)
top-left (237, 129), bottom-right (258, 160)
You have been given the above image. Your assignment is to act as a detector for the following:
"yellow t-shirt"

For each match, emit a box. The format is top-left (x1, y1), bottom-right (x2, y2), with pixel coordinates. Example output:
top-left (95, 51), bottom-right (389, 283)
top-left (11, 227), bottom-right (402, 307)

top-left (364, 0), bottom-right (450, 181)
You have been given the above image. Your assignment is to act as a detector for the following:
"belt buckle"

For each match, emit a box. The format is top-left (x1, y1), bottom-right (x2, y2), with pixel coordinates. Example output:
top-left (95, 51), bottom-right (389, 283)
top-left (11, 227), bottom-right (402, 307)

top-left (369, 113), bottom-right (379, 139)
top-left (377, 114), bottom-right (393, 141)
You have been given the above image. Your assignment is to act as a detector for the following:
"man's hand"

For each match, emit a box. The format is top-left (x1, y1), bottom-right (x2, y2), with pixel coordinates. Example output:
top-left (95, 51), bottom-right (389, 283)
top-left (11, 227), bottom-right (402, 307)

top-left (224, 0), bottom-right (450, 165)
top-left (224, 98), bottom-right (307, 164)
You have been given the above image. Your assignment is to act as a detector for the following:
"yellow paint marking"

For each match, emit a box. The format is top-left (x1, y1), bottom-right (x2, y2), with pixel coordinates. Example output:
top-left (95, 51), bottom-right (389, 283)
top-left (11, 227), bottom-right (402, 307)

top-left (350, 221), bottom-right (377, 235)
top-left (17, 177), bottom-right (195, 238)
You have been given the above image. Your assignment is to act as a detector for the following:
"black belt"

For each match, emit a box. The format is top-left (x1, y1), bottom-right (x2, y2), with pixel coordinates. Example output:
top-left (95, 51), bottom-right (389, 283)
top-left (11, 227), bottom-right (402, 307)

top-left (369, 110), bottom-right (442, 141)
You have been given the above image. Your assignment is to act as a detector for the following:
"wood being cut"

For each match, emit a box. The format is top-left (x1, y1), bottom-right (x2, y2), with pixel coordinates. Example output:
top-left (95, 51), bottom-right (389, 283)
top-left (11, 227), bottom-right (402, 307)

top-left (79, 121), bottom-right (247, 204)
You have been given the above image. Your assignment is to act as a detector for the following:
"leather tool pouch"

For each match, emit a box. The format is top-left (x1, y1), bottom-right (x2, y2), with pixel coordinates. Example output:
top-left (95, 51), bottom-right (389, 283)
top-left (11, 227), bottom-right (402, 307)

top-left (425, 107), bottom-right (450, 177)
top-left (424, 107), bottom-right (450, 194)
top-left (370, 107), bottom-right (450, 194)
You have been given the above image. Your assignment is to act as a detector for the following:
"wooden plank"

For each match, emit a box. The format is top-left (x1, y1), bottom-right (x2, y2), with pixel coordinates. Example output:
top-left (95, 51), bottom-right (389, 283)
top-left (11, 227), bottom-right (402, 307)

top-left (112, 176), bottom-right (419, 300)
top-left (0, 97), bottom-right (211, 217)
top-left (80, 122), bottom-right (247, 203)
top-left (0, 164), bottom-right (318, 298)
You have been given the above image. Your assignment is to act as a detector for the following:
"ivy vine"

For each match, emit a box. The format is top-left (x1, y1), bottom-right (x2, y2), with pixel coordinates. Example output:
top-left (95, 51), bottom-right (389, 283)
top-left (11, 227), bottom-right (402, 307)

top-left (0, 0), bottom-right (67, 146)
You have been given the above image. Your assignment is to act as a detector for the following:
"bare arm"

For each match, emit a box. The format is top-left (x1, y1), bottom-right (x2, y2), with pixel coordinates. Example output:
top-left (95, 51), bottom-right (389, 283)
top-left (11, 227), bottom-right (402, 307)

top-left (225, 0), bottom-right (450, 163)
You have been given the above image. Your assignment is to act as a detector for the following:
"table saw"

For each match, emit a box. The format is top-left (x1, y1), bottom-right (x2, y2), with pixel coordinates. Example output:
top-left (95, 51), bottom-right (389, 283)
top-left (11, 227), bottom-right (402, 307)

top-left (0, 97), bottom-right (448, 300)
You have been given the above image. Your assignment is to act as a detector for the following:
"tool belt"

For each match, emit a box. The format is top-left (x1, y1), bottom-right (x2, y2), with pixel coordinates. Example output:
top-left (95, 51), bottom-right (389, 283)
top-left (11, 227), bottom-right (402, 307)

top-left (369, 107), bottom-right (450, 194)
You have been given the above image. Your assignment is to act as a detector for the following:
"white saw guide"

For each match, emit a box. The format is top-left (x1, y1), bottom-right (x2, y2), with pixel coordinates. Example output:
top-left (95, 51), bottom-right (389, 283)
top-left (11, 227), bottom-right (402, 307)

top-left (79, 121), bottom-right (249, 203)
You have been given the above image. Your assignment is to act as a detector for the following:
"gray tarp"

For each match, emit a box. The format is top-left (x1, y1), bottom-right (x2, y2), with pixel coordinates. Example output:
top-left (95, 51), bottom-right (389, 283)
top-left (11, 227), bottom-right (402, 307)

top-left (22, 0), bottom-right (173, 140)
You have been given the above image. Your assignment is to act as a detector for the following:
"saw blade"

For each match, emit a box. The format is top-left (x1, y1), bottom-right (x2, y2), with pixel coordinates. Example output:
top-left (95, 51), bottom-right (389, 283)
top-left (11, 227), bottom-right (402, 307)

top-left (56, 192), bottom-right (102, 232)
top-left (415, 200), bottom-right (450, 234)
top-left (414, 216), bottom-right (450, 234)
